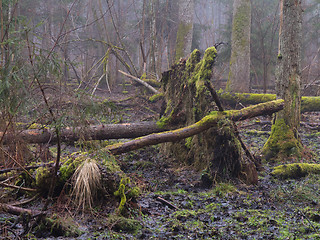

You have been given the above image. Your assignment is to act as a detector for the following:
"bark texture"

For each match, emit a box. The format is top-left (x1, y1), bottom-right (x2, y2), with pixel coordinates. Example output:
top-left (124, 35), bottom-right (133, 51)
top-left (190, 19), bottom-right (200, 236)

top-left (262, 0), bottom-right (303, 162)
top-left (1, 122), bottom-right (167, 145)
top-left (175, 0), bottom-right (194, 61)
top-left (227, 0), bottom-right (251, 93)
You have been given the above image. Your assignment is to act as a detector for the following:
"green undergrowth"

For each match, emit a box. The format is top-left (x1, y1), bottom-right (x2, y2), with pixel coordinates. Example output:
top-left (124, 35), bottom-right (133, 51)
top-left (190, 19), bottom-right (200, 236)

top-left (141, 177), bottom-right (320, 239)
top-left (270, 173), bottom-right (320, 205)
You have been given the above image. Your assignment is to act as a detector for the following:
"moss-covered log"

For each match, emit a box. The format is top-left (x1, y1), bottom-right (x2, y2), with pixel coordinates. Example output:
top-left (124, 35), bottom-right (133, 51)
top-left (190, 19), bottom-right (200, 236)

top-left (107, 100), bottom-right (284, 155)
top-left (271, 163), bottom-right (320, 179)
top-left (218, 91), bottom-right (320, 112)
top-left (0, 122), bottom-right (168, 145)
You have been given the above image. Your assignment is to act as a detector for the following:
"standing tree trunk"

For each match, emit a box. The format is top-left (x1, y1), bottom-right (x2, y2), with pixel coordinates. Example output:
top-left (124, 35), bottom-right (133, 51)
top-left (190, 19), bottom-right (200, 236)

top-left (175, 0), bottom-right (194, 62)
top-left (227, 0), bottom-right (251, 93)
top-left (262, 0), bottom-right (303, 162)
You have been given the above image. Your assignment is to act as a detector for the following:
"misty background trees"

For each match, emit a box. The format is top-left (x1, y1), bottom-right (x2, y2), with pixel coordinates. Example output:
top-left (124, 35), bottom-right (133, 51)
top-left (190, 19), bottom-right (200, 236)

top-left (0, 0), bottom-right (319, 165)
top-left (0, 0), bottom-right (318, 99)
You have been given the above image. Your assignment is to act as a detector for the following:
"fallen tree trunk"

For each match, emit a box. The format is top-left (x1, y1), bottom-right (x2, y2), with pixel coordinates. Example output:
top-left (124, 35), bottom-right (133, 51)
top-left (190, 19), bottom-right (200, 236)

top-left (218, 91), bottom-right (320, 112)
top-left (0, 122), bottom-right (168, 145)
top-left (106, 99), bottom-right (284, 155)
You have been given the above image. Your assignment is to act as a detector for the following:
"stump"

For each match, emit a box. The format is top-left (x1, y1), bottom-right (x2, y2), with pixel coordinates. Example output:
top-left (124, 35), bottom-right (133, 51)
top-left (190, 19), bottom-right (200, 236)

top-left (159, 47), bottom-right (257, 184)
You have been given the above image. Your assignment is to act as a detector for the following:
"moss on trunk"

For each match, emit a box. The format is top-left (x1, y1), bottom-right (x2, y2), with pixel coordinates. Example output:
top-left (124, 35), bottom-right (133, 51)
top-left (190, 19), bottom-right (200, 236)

top-left (175, 23), bottom-right (193, 62)
top-left (262, 118), bottom-right (302, 162)
top-left (262, 0), bottom-right (304, 162)
top-left (160, 47), bottom-right (257, 184)
top-left (217, 91), bottom-right (320, 113)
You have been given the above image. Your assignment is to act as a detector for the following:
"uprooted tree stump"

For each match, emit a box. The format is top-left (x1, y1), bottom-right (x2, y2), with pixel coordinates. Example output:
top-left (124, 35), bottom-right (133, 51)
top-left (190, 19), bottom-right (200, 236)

top-left (156, 47), bottom-right (258, 184)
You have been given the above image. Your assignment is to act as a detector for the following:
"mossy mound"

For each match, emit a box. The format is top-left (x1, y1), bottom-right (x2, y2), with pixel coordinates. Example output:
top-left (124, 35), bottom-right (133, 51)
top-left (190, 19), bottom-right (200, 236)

top-left (107, 215), bottom-right (142, 233)
top-left (262, 118), bottom-right (302, 162)
top-left (34, 214), bottom-right (82, 238)
top-left (271, 163), bottom-right (320, 179)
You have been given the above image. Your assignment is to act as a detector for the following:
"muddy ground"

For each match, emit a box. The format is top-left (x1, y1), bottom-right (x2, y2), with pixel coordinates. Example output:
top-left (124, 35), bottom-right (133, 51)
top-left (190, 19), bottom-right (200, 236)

top-left (1, 89), bottom-right (320, 239)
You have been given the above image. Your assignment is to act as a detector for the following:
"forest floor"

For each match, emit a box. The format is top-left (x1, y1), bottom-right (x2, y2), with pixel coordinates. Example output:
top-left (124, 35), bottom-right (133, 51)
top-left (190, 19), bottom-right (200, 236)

top-left (1, 88), bottom-right (320, 239)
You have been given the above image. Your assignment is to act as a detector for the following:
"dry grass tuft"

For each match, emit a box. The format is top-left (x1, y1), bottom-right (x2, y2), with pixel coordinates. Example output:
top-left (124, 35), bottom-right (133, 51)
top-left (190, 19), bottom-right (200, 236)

top-left (72, 158), bottom-right (101, 211)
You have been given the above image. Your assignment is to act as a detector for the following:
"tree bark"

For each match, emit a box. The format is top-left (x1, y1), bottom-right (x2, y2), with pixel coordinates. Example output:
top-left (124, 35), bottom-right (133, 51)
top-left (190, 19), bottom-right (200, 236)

top-left (1, 122), bottom-right (168, 145)
top-left (227, 0), bottom-right (251, 93)
top-left (175, 0), bottom-right (194, 62)
top-left (107, 99), bottom-right (284, 155)
top-left (262, 0), bottom-right (303, 162)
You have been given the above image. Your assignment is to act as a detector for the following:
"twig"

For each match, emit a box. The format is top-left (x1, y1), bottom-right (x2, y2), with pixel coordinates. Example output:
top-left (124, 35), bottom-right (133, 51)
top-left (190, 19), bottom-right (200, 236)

top-left (155, 196), bottom-right (179, 210)
top-left (0, 146), bottom-right (33, 179)
top-left (118, 70), bottom-right (159, 94)
top-left (0, 162), bottom-right (53, 174)
top-left (0, 182), bottom-right (37, 192)
top-left (9, 194), bottom-right (40, 206)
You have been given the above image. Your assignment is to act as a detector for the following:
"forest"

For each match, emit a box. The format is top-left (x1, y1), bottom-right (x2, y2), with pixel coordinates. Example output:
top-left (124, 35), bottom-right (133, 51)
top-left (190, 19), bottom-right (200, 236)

top-left (0, 0), bottom-right (320, 239)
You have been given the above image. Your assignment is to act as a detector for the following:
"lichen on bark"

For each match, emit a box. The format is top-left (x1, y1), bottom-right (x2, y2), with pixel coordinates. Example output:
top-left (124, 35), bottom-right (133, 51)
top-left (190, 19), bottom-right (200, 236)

top-left (175, 23), bottom-right (193, 62)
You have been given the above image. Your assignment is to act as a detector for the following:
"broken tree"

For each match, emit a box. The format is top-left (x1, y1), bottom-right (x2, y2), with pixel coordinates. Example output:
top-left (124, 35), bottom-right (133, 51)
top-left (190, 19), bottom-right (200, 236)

top-left (150, 47), bottom-right (259, 184)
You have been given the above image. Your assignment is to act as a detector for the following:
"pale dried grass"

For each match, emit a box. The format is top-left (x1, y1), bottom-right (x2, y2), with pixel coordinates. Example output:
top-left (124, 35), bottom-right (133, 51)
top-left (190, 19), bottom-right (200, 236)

top-left (72, 158), bottom-right (101, 211)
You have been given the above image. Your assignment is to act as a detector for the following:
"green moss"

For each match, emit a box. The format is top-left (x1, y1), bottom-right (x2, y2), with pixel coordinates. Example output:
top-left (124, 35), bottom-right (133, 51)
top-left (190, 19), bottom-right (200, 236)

top-left (262, 118), bottom-right (302, 162)
top-left (107, 215), bottom-right (141, 233)
top-left (301, 96), bottom-right (320, 112)
top-left (34, 166), bottom-right (52, 193)
top-left (232, 3), bottom-right (251, 49)
top-left (185, 49), bottom-right (201, 73)
top-left (218, 90), bottom-right (277, 106)
top-left (271, 163), bottom-right (320, 179)
top-left (212, 182), bottom-right (237, 197)
top-left (34, 214), bottom-right (81, 237)
top-left (185, 137), bottom-right (193, 149)
top-left (173, 209), bottom-right (197, 219)
top-left (149, 92), bottom-right (164, 102)
top-left (175, 23), bottom-right (192, 62)
top-left (190, 47), bottom-right (217, 86)
top-left (217, 91), bottom-right (320, 113)
top-left (59, 153), bottom-right (85, 183)
top-left (156, 100), bottom-right (174, 128)
top-left (114, 177), bottom-right (140, 215)
top-left (99, 151), bottom-right (122, 173)
top-left (114, 182), bottom-right (126, 215)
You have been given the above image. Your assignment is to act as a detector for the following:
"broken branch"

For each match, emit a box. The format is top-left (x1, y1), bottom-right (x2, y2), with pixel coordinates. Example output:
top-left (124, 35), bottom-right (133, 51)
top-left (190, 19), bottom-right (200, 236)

top-left (107, 99), bottom-right (284, 155)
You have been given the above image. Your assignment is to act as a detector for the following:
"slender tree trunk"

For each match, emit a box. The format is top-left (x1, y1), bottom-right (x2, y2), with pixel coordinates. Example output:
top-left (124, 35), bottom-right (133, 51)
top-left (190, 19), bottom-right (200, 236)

top-left (262, 0), bottom-right (303, 162)
top-left (175, 0), bottom-right (194, 62)
top-left (227, 0), bottom-right (251, 93)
